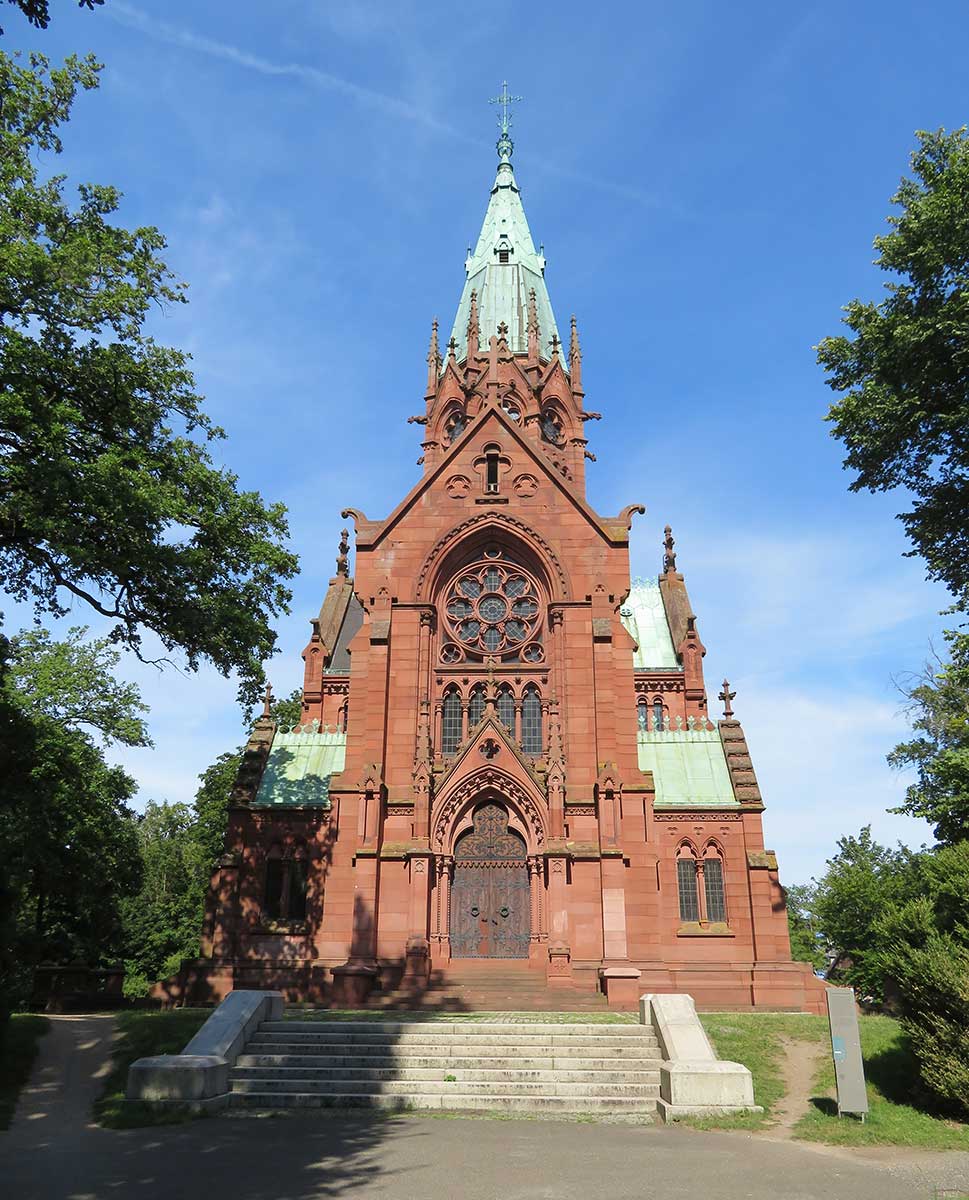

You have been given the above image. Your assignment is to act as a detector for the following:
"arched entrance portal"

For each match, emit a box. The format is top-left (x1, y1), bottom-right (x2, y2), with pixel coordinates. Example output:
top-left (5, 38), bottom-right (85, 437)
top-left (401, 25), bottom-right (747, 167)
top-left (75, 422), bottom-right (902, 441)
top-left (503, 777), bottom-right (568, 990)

top-left (450, 802), bottom-right (530, 958)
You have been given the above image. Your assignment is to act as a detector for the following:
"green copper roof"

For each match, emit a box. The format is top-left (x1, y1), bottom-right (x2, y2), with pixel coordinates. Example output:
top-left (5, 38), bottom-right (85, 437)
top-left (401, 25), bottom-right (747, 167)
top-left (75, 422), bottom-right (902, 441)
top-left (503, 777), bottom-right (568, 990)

top-left (620, 579), bottom-right (679, 669)
top-left (637, 727), bottom-right (738, 809)
top-left (252, 728), bottom-right (347, 809)
top-left (449, 132), bottom-right (562, 362)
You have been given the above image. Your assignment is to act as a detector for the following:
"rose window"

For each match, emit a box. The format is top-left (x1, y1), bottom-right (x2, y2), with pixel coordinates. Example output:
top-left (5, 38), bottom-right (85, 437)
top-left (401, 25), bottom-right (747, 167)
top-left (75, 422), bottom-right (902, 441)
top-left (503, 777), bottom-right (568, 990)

top-left (440, 558), bottom-right (543, 662)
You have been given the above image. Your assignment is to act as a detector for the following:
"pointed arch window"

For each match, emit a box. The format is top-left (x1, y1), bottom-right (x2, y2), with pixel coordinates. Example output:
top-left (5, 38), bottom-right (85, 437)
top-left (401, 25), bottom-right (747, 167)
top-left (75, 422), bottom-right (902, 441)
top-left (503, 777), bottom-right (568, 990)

top-left (264, 847), bottom-right (310, 922)
top-left (676, 849), bottom-right (700, 924)
top-left (521, 685), bottom-right (542, 754)
top-left (441, 688), bottom-right (463, 755)
top-left (703, 851), bottom-right (727, 924)
top-left (443, 409), bottom-right (467, 446)
top-left (637, 698), bottom-right (648, 731)
top-left (540, 407), bottom-right (564, 446)
top-left (497, 685), bottom-right (516, 738)
top-left (468, 685), bottom-right (486, 729)
top-left (652, 699), bottom-right (665, 732)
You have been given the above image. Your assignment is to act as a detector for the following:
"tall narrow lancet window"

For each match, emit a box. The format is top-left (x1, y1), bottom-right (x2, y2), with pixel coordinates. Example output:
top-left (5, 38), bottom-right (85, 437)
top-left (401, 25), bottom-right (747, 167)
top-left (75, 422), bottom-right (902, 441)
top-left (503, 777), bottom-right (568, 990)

top-left (521, 685), bottom-right (542, 754)
top-left (703, 853), bottom-right (727, 924)
top-left (486, 450), bottom-right (500, 493)
top-left (676, 854), bottom-right (700, 924)
top-left (637, 698), bottom-right (648, 731)
top-left (288, 856), bottom-right (308, 921)
top-left (441, 689), bottom-right (463, 755)
top-left (264, 854), bottom-right (285, 920)
top-left (497, 685), bottom-right (516, 737)
top-left (468, 685), bottom-right (485, 729)
top-left (652, 699), bottom-right (665, 732)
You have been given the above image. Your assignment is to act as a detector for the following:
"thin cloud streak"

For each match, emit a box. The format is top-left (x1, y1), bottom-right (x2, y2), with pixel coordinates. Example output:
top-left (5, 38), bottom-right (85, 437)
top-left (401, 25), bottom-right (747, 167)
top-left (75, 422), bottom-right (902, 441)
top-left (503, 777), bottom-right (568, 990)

top-left (108, 1), bottom-right (664, 210)
top-left (109, 1), bottom-right (460, 136)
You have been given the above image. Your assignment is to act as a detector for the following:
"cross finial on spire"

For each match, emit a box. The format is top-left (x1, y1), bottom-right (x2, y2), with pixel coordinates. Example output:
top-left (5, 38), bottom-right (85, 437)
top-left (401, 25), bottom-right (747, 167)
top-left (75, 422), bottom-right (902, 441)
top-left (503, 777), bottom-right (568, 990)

top-left (718, 679), bottom-right (736, 720)
top-left (662, 525), bottom-right (677, 574)
top-left (489, 80), bottom-right (522, 162)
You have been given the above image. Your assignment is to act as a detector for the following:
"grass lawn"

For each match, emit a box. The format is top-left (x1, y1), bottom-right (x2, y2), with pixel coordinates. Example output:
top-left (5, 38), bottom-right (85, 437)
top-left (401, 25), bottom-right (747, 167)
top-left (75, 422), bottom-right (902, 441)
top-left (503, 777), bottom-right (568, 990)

top-left (696, 1012), bottom-right (969, 1150)
top-left (94, 1008), bottom-right (210, 1129)
top-left (0, 1014), bottom-right (50, 1130)
top-left (794, 1014), bottom-right (969, 1151)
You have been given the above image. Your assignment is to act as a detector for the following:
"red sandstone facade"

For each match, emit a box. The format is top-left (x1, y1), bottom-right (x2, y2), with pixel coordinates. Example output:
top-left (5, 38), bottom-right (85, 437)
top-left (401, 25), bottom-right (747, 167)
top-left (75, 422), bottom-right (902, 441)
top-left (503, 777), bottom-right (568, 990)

top-left (176, 140), bottom-right (825, 1014)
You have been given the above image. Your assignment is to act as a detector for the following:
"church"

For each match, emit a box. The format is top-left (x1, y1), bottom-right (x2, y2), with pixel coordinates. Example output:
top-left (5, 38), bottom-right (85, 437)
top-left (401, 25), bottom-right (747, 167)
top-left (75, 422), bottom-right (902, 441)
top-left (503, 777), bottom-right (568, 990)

top-left (175, 96), bottom-right (826, 1013)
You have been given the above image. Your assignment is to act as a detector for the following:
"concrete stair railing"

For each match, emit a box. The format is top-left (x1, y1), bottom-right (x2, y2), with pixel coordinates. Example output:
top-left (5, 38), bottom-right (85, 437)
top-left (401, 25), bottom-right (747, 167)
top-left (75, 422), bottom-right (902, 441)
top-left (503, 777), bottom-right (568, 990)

top-left (228, 1020), bottom-right (662, 1115)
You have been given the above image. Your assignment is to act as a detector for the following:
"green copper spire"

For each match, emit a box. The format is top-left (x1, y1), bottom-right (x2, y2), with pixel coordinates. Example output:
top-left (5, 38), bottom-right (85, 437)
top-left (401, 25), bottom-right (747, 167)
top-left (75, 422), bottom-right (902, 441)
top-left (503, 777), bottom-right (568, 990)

top-left (448, 85), bottom-right (562, 363)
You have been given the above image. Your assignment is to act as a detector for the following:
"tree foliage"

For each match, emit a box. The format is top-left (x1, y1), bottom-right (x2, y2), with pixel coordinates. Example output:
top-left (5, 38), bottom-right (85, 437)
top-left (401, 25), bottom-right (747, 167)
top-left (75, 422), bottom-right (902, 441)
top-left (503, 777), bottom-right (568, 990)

top-left (783, 882), bottom-right (826, 971)
top-left (0, 51), bottom-right (297, 707)
top-left (0, 628), bottom-right (143, 1020)
top-left (809, 827), bottom-right (920, 1000)
top-left (6, 625), bottom-right (149, 746)
top-left (121, 801), bottom-right (206, 997)
top-left (1, 1), bottom-right (103, 35)
top-left (818, 128), bottom-right (969, 615)
top-left (873, 841), bottom-right (969, 1117)
top-left (120, 687), bottom-right (304, 994)
top-left (888, 632), bottom-right (969, 844)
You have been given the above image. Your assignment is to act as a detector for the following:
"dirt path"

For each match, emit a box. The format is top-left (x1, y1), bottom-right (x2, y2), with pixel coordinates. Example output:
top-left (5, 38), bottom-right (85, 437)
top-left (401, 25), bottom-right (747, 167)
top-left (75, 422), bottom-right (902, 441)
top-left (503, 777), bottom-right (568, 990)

top-left (5, 1013), bottom-right (117, 1149)
top-left (770, 1036), bottom-right (826, 1136)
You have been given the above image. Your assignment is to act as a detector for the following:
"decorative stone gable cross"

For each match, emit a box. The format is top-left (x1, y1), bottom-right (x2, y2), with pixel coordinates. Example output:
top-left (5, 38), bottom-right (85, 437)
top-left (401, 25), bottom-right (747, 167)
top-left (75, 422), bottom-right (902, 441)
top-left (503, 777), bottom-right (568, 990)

top-left (719, 678), bottom-right (736, 719)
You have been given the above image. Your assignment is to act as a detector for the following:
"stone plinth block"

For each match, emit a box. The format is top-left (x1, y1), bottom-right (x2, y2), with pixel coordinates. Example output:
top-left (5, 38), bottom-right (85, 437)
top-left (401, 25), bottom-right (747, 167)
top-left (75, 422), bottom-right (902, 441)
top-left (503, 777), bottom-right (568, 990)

top-left (640, 991), bottom-right (760, 1122)
top-left (126, 1054), bottom-right (228, 1110)
top-left (126, 989), bottom-right (283, 1113)
top-left (599, 966), bottom-right (642, 1008)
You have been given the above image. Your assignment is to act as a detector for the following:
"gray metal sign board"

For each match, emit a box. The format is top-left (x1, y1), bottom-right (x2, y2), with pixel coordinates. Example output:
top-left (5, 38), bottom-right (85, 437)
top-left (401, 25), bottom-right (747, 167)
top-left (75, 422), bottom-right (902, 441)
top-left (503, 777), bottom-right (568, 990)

top-left (826, 986), bottom-right (869, 1118)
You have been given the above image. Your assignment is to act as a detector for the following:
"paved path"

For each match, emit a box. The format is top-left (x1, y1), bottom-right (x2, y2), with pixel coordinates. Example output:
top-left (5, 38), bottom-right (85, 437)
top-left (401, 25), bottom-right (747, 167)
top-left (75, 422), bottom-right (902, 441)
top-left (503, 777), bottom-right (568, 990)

top-left (6, 1014), bottom-right (117, 1147)
top-left (1, 1015), bottom-right (967, 1200)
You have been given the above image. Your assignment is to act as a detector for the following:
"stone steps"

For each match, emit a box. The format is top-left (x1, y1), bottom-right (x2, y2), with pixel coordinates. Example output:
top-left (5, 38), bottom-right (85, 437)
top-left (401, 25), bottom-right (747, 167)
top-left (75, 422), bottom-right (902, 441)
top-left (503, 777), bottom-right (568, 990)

top-left (228, 1091), bottom-right (654, 1113)
top-left (229, 1018), bottom-right (661, 1117)
top-left (234, 1061), bottom-right (660, 1083)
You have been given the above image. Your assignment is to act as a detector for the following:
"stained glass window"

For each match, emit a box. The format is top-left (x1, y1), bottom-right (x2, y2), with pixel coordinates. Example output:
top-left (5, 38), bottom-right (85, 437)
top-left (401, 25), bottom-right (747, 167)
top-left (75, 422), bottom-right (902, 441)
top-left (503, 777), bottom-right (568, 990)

top-left (468, 686), bottom-right (485, 728)
top-left (441, 554), bottom-right (542, 661)
top-left (264, 857), bottom-right (284, 920)
top-left (703, 856), bottom-right (727, 924)
top-left (288, 858), bottom-right (308, 920)
top-left (442, 690), bottom-right (463, 755)
top-left (677, 857), bottom-right (699, 923)
top-left (521, 685), bottom-right (542, 754)
top-left (497, 686), bottom-right (515, 737)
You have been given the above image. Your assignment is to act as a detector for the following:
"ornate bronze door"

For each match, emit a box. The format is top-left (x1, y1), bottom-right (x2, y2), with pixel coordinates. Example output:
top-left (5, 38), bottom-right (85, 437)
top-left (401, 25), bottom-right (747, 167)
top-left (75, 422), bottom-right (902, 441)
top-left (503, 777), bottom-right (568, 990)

top-left (449, 803), bottom-right (530, 958)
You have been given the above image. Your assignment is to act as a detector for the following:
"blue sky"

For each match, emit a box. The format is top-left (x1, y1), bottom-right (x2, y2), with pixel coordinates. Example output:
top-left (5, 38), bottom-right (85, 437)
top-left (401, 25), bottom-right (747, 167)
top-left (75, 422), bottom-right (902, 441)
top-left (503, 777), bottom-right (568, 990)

top-left (6, 0), bottom-right (966, 884)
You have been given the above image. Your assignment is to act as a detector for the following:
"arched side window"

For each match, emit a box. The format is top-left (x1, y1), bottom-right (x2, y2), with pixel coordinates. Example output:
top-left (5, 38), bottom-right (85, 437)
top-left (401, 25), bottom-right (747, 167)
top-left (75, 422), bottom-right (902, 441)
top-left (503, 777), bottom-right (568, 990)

top-left (521, 685), bottom-right (542, 754)
top-left (264, 848), bottom-right (285, 921)
top-left (441, 688), bottom-right (463, 755)
top-left (264, 847), bottom-right (310, 922)
top-left (288, 853), bottom-right (308, 921)
top-left (468, 685), bottom-right (485, 729)
top-left (497, 685), bottom-right (516, 738)
top-left (703, 845), bottom-right (727, 924)
top-left (338, 698), bottom-right (349, 733)
top-left (652, 698), bottom-right (665, 732)
top-left (637, 697), bottom-right (648, 731)
top-left (676, 845), bottom-right (700, 924)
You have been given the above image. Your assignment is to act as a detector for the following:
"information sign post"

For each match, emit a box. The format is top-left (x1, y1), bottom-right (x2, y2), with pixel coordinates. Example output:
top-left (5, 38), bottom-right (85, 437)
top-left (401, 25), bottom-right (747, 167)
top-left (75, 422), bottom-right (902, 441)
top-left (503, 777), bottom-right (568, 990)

top-left (826, 986), bottom-right (868, 1120)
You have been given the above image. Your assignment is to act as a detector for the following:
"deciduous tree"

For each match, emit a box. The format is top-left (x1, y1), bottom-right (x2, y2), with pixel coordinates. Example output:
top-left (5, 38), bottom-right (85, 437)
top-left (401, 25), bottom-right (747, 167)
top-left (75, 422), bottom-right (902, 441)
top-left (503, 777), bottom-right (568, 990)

top-left (0, 51), bottom-right (298, 708)
top-left (817, 128), bottom-right (969, 617)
